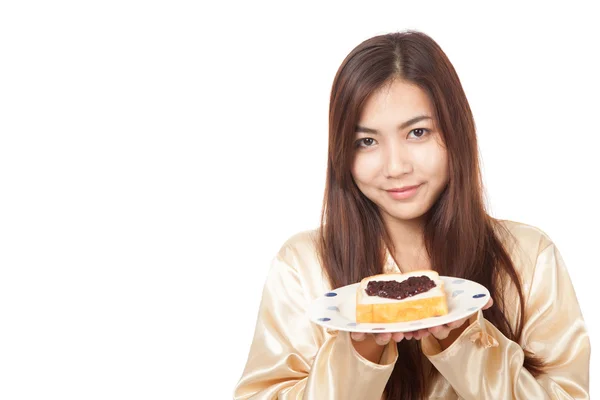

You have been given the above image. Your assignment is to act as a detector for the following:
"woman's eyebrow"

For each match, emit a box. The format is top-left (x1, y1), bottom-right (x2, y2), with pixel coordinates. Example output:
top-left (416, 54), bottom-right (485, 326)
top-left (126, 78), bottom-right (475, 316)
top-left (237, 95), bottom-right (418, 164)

top-left (355, 115), bottom-right (433, 134)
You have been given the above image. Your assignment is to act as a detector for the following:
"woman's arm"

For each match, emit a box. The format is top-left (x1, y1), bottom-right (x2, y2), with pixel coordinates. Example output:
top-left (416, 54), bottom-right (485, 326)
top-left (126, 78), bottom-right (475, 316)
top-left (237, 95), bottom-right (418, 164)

top-left (233, 243), bottom-right (398, 400)
top-left (420, 242), bottom-right (591, 399)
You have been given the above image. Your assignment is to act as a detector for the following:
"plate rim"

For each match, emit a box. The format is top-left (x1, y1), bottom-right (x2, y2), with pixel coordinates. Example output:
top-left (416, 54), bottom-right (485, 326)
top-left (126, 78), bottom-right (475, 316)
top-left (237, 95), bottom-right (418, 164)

top-left (308, 275), bottom-right (490, 333)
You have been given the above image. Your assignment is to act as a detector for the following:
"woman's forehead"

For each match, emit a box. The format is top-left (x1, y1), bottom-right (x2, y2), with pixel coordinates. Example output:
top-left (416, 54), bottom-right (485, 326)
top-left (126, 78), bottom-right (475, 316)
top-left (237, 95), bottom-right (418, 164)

top-left (359, 81), bottom-right (435, 125)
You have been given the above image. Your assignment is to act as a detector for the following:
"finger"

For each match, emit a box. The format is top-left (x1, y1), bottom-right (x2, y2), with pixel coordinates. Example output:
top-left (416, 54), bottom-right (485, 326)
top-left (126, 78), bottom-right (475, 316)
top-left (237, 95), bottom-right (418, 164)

top-left (414, 329), bottom-right (430, 340)
top-left (374, 332), bottom-right (392, 346)
top-left (446, 318), bottom-right (467, 330)
top-left (404, 331), bottom-right (414, 340)
top-left (428, 325), bottom-right (444, 335)
top-left (429, 325), bottom-right (451, 340)
top-left (351, 332), bottom-right (366, 342)
top-left (412, 330), bottom-right (424, 340)
top-left (483, 297), bottom-right (494, 310)
top-left (391, 332), bottom-right (405, 342)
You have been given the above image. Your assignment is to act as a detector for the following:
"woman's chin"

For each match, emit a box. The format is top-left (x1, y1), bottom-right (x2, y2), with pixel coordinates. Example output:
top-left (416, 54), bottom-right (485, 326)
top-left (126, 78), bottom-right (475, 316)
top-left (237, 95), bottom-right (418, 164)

top-left (382, 206), bottom-right (428, 222)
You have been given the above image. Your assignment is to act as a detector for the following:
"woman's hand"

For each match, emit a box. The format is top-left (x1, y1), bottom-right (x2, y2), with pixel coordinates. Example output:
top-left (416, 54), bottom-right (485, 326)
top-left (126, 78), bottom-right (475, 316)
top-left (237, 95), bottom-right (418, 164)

top-left (350, 328), bottom-right (431, 364)
top-left (350, 296), bottom-right (494, 356)
top-left (350, 330), bottom-right (417, 364)
top-left (351, 330), bottom-right (412, 345)
top-left (423, 297), bottom-right (493, 343)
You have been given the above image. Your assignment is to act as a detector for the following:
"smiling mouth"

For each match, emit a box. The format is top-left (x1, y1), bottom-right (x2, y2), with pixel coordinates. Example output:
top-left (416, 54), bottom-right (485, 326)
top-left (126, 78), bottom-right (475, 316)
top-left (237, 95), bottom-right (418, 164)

top-left (386, 184), bottom-right (422, 193)
top-left (384, 184), bottom-right (423, 200)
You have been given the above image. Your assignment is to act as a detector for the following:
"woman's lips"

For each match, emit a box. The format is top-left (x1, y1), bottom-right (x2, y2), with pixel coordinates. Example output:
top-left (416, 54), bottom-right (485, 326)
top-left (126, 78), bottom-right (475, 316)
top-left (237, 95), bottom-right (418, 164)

top-left (386, 184), bottom-right (422, 200)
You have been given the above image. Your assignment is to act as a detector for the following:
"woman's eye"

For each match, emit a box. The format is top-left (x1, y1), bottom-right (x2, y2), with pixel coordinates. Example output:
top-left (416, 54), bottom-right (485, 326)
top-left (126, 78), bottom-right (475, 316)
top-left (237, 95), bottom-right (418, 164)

top-left (408, 128), bottom-right (429, 139)
top-left (356, 138), bottom-right (376, 148)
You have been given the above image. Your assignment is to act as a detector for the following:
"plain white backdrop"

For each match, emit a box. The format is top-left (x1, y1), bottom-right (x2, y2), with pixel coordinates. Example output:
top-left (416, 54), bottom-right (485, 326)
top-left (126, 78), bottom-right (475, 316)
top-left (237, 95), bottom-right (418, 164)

top-left (0, 1), bottom-right (597, 398)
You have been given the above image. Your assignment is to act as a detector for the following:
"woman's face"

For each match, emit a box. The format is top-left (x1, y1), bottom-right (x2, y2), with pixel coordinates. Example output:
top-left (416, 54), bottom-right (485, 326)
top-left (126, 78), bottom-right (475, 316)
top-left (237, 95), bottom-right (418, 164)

top-left (351, 79), bottom-right (449, 224)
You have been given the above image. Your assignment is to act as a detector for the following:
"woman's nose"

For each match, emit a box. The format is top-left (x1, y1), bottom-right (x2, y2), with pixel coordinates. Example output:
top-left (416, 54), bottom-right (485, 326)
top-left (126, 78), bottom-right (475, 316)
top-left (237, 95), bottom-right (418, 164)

top-left (383, 142), bottom-right (413, 178)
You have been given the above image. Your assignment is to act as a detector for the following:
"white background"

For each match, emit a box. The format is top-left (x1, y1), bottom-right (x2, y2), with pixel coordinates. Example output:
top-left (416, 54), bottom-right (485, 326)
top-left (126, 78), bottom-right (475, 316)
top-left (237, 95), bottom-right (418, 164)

top-left (0, 1), bottom-right (597, 399)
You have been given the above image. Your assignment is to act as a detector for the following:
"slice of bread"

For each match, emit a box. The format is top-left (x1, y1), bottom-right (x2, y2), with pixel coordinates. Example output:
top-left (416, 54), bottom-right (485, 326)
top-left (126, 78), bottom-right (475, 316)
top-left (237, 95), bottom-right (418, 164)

top-left (356, 270), bottom-right (448, 323)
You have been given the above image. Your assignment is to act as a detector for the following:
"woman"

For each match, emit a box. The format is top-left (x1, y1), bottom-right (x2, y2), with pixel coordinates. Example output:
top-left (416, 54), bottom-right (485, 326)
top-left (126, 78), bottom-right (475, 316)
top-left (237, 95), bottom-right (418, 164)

top-left (233, 30), bottom-right (590, 400)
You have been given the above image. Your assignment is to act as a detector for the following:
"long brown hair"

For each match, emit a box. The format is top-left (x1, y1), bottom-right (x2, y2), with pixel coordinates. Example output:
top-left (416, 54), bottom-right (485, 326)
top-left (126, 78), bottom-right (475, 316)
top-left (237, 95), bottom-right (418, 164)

top-left (317, 30), bottom-right (545, 399)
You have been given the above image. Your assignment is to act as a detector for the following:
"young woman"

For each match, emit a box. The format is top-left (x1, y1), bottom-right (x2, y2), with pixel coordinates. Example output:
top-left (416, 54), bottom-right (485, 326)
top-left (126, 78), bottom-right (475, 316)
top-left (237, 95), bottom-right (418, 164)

top-left (233, 30), bottom-right (590, 400)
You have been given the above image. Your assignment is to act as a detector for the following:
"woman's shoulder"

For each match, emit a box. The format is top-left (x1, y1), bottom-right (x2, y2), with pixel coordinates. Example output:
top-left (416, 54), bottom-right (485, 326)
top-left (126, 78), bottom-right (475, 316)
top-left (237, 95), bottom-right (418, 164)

top-left (491, 218), bottom-right (557, 273)
top-left (271, 227), bottom-right (331, 296)
top-left (493, 218), bottom-right (554, 253)
top-left (278, 227), bottom-right (321, 255)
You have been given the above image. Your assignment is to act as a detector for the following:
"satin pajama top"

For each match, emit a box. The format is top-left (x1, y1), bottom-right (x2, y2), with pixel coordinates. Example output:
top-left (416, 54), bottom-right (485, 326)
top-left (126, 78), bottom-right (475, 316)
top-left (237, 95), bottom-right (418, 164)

top-left (233, 220), bottom-right (591, 399)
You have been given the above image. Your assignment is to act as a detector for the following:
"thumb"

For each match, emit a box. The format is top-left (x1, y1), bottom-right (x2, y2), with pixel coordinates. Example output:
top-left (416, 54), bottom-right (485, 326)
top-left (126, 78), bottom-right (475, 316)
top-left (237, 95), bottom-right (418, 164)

top-left (483, 297), bottom-right (494, 310)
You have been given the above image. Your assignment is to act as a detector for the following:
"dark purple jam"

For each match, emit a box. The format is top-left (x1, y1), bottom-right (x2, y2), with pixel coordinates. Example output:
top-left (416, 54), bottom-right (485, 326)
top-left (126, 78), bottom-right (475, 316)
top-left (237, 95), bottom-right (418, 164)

top-left (365, 276), bottom-right (436, 300)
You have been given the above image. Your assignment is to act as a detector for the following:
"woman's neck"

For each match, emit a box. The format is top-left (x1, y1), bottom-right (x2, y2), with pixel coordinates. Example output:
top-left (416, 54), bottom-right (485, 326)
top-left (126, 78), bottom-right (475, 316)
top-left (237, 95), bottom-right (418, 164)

top-left (384, 215), bottom-right (430, 272)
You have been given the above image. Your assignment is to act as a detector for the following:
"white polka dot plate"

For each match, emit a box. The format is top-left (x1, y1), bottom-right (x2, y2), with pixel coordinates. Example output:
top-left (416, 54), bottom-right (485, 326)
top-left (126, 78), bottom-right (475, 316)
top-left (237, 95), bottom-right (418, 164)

top-left (308, 276), bottom-right (490, 333)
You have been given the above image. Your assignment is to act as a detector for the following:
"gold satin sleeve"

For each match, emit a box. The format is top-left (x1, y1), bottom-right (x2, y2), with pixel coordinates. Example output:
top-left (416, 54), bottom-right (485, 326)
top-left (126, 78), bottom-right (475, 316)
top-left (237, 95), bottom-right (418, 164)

top-left (421, 242), bottom-right (591, 399)
top-left (233, 244), bottom-right (399, 400)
